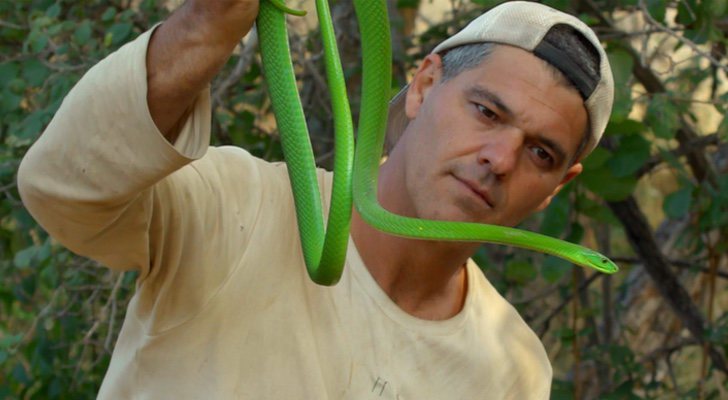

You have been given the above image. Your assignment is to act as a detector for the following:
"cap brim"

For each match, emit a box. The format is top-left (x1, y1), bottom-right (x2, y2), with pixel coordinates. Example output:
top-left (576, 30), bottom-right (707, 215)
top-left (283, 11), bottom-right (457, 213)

top-left (385, 84), bottom-right (410, 153)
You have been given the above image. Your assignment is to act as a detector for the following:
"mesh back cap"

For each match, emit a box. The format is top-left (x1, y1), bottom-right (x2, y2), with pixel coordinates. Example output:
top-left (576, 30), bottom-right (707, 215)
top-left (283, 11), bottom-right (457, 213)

top-left (387, 1), bottom-right (614, 155)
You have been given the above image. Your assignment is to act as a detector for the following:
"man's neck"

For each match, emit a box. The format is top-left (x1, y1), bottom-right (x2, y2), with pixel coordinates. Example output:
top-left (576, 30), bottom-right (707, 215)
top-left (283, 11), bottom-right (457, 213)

top-left (350, 209), bottom-right (476, 321)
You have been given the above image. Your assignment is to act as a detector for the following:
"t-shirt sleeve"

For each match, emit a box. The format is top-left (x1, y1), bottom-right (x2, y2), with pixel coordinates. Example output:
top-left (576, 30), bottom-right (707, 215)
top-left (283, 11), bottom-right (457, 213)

top-left (17, 24), bottom-right (212, 277)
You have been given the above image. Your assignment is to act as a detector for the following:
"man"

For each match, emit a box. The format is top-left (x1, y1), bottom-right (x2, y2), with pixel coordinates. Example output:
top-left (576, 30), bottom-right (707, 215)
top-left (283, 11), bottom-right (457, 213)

top-left (18, 0), bottom-right (613, 398)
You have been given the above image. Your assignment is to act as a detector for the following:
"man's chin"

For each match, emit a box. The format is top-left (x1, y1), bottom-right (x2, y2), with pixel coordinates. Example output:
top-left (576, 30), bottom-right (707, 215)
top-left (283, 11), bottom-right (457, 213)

top-left (421, 208), bottom-right (498, 226)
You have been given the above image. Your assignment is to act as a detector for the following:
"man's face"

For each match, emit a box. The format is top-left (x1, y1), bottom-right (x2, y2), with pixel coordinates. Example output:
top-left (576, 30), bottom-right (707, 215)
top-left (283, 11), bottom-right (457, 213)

top-left (385, 45), bottom-right (587, 228)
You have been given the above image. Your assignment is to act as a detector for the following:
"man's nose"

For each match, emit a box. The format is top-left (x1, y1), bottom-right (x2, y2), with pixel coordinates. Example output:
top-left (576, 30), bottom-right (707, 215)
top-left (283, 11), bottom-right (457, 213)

top-left (476, 129), bottom-right (522, 178)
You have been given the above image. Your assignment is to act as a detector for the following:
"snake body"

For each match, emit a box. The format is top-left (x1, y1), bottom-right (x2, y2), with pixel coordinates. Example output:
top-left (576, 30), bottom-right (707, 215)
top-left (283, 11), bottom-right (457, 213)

top-left (257, 0), bottom-right (618, 286)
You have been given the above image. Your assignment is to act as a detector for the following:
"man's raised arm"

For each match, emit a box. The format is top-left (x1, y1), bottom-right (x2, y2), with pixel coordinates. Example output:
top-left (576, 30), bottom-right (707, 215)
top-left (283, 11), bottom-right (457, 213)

top-left (17, 0), bottom-right (262, 272)
top-left (147, 0), bottom-right (258, 141)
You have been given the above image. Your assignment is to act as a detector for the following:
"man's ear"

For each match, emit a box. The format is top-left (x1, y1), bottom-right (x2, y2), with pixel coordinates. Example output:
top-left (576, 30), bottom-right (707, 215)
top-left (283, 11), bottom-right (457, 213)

top-left (535, 163), bottom-right (583, 212)
top-left (405, 53), bottom-right (443, 119)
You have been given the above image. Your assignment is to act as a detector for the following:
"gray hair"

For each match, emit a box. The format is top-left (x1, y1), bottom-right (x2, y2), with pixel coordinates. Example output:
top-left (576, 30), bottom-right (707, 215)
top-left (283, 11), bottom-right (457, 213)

top-left (439, 42), bottom-right (497, 82)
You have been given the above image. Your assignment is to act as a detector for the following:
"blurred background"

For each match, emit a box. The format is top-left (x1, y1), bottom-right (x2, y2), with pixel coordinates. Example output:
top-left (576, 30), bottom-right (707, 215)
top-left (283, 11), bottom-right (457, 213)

top-left (0, 0), bottom-right (726, 398)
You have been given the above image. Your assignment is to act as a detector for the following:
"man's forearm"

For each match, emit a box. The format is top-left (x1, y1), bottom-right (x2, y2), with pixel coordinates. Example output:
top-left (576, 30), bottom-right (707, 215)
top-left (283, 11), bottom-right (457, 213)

top-left (146, 0), bottom-right (258, 142)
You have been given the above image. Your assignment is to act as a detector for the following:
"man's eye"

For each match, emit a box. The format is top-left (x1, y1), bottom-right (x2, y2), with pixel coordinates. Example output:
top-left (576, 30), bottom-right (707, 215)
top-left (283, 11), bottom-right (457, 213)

top-left (475, 104), bottom-right (497, 120)
top-left (531, 146), bottom-right (554, 164)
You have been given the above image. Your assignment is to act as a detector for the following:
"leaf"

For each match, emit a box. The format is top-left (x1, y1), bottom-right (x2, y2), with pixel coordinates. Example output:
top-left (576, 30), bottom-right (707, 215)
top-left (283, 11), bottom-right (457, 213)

top-left (11, 362), bottom-right (31, 385)
top-left (107, 22), bottom-right (133, 46)
top-left (646, 0), bottom-right (667, 22)
top-left (472, 246), bottom-right (493, 272)
top-left (14, 245), bottom-right (40, 269)
top-left (607, 134), bottom-right (651, 177)
top-left (73, 21), bottom-right (92, 46)
top-left (605, 381), bottom-right (640, 399)
top-left (8, 77), bottom-right (25, 94)
top-left (0, 334), bottom-right (22, 348)
top-left (101, 7), bottom-right (117, 22)
top-left (540, 193), bottom-right (570, 236)
top-left (717, 114), bottom-right (727, 141)
top-left (26, 29), bottom-right (49, 53)
top-left (663, 187), bottom-right (693, 218)
top-left (576, 193), bottom-right (619, 225)
top-left (0, 62), bottom-right (20, 87)
top-left (0, 89), bottom-right (22, 112)
top-left (579, 166), bottom-right (638, 201)
top-left (606, 49), bottom-right (634, 121)
top-left (15, 111), bottom-right (46, 139)
top-left (21, 58), bottom-right (50, 87)
top-left (557, 327), bottom-right (576, 343)
top-left (104, 32), bottom-right (113, 47)
top-left (550, 380), bottom-right (574, 400)
top-left (684, 22), bottom-right (711, 44)
top-left (13, 238), bottom-right (51, 269)
top-left (646, 94), bottom-right (679, 139)
top-left (710, 0), bottom-right (727, 17)
top-left (542, 255), bottom-right (572, 283)
top-left (469, 0), bottom-right (507, 8)
top-left (719, 175), bottom-right (728, 201)
top-left (566, 222), bottom-right (585, 243)
top-left (582, 146), bottom-right (611, 169)
top-left (46, 3), bottom-right (61, 19)
top-left (542, 0), bottom-right (570, 10)
top-left (31, 15), bottom-right (54, 30)
top-left (706, 312), bottom-right (728, 343)
top-left (698, 194), bottom-right (727, 230)
top-left (677, 0), bottom-right (698, 25)
top-left (604, 118), bottom-right (646, 137)
top-left (40, 263), bottom-right (59, 288)
top-left (504, 260), bottom-right (537, 284)
top-left (48, 378), bottom-right (62, 397)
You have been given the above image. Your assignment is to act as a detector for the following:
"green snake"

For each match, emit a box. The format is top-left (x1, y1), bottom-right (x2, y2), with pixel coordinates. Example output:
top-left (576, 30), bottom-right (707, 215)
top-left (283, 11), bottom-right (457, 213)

top-left (256, 0), bottom-right (619, 286)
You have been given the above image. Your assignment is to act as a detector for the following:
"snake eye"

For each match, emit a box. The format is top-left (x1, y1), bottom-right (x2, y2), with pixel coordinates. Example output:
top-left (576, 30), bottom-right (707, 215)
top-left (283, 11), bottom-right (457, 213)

top-left (583, 252), bottom-right (618, 273)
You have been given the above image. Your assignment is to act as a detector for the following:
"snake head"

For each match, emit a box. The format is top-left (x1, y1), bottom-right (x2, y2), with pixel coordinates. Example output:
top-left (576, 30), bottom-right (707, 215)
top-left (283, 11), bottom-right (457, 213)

top-left (580, 250), bottom-right (619, 274)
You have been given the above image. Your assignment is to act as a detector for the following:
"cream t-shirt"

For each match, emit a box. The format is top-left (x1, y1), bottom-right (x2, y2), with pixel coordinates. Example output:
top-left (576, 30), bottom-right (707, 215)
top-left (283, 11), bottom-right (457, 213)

top-left (18, 26), bottom-right (552, 399)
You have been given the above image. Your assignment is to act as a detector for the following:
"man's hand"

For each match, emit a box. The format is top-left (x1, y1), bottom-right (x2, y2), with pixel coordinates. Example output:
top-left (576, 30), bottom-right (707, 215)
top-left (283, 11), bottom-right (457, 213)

top-left (147, 0), bottom-right (260, 142)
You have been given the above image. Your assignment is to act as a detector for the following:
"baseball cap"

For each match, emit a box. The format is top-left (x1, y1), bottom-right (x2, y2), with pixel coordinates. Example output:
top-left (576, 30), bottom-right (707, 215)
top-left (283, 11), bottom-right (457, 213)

top-left (386, 1), bottom-right (614, 155)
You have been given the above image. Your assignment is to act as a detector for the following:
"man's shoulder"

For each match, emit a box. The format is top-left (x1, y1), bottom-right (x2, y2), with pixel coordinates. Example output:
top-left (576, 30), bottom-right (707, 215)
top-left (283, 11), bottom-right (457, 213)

top-left (203, 146), bottom-right (332, 179)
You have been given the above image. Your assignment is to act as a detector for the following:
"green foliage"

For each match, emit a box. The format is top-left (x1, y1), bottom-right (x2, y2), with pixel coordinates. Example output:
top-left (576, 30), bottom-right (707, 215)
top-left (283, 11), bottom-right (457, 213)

top-left (663, 186), bottom-right (693, 219)
top-left (1, 1), bottom-right (168, 397)
top-left (504, 259), bottom-right (538, 284)
top-left (2, 0), bottom-right (727, 399)
top-left (606, 49), bottom-right (634, 121)
top-left (646, 94), bottom-right (681, 139)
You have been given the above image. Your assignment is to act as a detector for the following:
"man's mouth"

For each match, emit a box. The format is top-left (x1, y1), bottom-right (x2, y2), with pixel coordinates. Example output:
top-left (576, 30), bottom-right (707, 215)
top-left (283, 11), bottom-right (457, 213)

top-left (453, 175), bottom-right (495, 209)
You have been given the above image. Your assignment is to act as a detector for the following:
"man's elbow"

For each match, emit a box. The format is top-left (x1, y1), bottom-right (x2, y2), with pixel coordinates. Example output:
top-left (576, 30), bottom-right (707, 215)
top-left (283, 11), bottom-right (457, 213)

top-left (16, 139), bottom-right (74, 243)
top-left (17, 143), bottom-right (45, 218)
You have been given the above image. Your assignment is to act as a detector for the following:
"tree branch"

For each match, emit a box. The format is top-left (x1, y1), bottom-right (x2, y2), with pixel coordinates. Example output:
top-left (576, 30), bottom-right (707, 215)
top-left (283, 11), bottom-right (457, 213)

top-left (636, 133), bottom-right (720, 178)
top-left (608, 256), bottom-right (728, 279)
top-left (212, 30), bottom-right (259, 110)
top-left (537, 272), bottom-right (602, 338)
top-left (607, 197), bottom-right (728, 374)
top-left (638, 0), bottom-right (728, 74)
